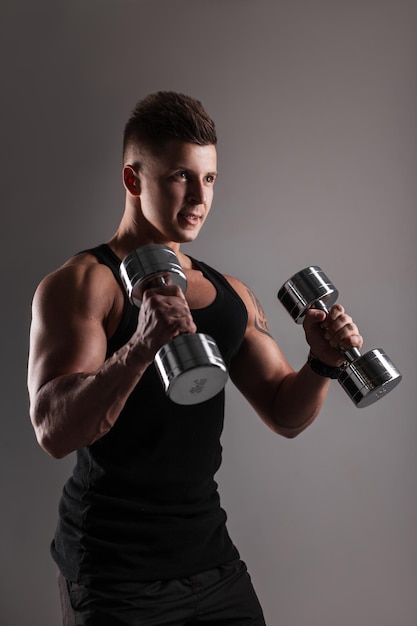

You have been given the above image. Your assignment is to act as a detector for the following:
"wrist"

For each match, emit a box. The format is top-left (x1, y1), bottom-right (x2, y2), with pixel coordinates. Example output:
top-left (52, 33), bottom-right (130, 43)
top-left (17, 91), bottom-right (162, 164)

top-left (307, 351), bottom-right (346, 379)
top-left (124, 338), bottom-right (155, 371)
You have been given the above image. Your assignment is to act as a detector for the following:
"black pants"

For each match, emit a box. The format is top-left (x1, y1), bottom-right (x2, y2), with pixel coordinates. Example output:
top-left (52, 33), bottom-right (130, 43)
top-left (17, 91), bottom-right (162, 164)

top-left (58, 559), bottom-right (267, 626)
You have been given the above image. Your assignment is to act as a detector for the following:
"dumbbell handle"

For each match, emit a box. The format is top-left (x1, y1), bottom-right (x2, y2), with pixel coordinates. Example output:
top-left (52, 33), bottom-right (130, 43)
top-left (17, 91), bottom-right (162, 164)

top-left (139, 273), bottom-right (171, 294)
top-left (313, 299), bottom-right (362, 364)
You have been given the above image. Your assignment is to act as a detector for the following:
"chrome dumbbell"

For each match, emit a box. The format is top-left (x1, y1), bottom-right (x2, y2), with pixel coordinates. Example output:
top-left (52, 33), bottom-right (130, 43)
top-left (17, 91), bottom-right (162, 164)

top-left (120, 244), bottom-right (228, 405)
top-left (277, 266), bottom-right (402, 408)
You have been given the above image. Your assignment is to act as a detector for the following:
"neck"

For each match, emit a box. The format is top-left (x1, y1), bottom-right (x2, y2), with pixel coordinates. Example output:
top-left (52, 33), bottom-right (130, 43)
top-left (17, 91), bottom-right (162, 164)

top-left (108, 214), bottom-right (183, 263)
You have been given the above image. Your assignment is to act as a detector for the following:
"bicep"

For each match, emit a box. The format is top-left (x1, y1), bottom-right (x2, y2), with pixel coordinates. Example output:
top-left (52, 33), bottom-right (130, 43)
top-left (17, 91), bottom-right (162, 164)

top-left (230, 328), bottom-right (293, 415)
top-left (226, 276), bottom-right (294, 421)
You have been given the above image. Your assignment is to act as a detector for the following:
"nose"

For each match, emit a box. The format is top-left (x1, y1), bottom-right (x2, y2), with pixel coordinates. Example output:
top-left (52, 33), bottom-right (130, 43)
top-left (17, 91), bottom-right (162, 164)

top-left (186, 179), bottom-right (206, 205)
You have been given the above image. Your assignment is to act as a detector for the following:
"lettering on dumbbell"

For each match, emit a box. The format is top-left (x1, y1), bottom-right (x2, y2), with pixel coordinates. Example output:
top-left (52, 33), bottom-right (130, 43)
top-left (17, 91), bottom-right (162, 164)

top-left (190, 378), bottom-right (208, 394)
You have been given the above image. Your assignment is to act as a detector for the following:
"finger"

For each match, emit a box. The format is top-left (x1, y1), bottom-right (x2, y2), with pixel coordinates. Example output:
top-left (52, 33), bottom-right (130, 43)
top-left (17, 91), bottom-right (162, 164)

top-left (303, 308), bottom-right (327, 330)
top-left (323, 314), bottom-right (353, 336)
top-left (322, 303), bottom-right (345, 325)
top-left (322, 305), bottom-right (352, 335)
top-left (324, 318), bottom-right (363, 349)
top-left (338, 328), bottom-right (363, 350)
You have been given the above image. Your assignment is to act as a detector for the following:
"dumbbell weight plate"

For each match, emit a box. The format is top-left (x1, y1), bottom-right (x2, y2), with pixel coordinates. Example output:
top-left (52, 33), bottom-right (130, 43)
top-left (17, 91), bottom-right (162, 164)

top-left (120, 244), bottom-right (187, 306)
top-left (278, 266), bottom-right (339, 323)
top-left (339, 348), bottom-right (402, 408)
top-left (155, 333), bottom-right (228, 405)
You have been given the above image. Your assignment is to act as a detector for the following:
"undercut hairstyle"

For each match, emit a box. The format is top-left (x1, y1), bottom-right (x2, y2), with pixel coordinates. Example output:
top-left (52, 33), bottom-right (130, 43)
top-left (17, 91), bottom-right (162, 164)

top-left (123, 91), bottom-right (217, 163)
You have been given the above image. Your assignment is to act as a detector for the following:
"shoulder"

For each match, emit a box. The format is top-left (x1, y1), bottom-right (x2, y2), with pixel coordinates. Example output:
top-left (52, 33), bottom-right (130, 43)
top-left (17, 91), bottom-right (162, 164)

top-left (35, 252), bottom-right (115, 297)
top-left (33, 252), bottom-right (121, 321)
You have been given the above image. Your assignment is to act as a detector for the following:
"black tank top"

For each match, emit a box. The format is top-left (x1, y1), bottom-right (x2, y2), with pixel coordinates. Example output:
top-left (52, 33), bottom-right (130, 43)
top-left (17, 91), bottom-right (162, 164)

top-left (51, 244), bottom-right (248, 583)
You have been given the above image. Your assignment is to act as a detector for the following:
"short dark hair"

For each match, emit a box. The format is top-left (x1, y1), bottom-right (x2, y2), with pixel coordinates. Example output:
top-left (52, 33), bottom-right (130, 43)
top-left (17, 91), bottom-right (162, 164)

top-left (123, 91), bottom-right (217, 161)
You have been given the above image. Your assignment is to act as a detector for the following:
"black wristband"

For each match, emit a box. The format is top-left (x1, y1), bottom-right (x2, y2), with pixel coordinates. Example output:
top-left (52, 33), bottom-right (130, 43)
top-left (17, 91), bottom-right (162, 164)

top-left (307, 351), bottom-right (346, 379)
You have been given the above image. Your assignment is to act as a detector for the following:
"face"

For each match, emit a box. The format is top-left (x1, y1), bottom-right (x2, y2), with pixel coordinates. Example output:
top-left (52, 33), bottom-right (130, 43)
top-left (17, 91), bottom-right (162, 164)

top-left (130, 140), bottom-right (217, 247)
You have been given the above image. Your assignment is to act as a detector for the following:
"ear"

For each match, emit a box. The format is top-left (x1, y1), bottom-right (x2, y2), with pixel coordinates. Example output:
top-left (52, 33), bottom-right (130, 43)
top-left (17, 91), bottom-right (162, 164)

top-left (123, 165), bottom-right (141, 196)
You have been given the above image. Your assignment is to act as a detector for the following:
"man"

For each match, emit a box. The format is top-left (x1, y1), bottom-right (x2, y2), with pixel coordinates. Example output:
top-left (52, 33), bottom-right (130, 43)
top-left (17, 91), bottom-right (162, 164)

top-left (28, 91), bottom-right (363, 625)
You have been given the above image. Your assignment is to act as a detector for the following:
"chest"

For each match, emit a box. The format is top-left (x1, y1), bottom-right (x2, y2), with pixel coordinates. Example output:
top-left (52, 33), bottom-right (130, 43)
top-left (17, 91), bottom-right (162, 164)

top-left (183, 268), bottom-right (217, 310)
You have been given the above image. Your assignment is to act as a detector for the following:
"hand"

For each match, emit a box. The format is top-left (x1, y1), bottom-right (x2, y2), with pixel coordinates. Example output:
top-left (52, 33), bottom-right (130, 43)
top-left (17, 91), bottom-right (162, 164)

top-left (131, 285), bottom-right (197, 360)
top-left (303, 304), bottom-right (363, 367)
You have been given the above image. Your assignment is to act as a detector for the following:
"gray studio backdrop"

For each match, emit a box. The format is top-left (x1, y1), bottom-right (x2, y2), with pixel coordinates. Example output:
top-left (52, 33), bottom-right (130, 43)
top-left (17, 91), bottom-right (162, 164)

top-left (1, 1), bottom-right (416, 624)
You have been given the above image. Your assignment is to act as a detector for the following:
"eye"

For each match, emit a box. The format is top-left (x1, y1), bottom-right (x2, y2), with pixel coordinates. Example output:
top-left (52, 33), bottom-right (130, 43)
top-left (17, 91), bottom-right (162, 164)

top-left (175, 170), bottom-right (188, 180)
top-left (205, 174), bottom-right (216, 184)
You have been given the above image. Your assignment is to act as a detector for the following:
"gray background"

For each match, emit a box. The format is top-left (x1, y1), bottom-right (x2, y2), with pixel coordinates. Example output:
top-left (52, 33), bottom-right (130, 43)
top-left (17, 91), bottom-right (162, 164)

top-left (1, 1), bottom-right (416, 624)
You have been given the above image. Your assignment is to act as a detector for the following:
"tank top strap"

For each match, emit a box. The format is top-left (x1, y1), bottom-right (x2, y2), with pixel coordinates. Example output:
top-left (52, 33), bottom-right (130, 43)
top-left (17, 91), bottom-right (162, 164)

top-left (80, 244), bottom-right (138, 357)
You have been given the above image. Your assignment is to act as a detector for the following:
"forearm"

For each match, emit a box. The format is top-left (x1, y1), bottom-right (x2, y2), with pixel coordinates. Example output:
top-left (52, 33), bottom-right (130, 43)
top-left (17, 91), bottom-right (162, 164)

top-left (269, 362), bottom-right (331, 438)
top-left (30, 344), bottom-right (152, 458)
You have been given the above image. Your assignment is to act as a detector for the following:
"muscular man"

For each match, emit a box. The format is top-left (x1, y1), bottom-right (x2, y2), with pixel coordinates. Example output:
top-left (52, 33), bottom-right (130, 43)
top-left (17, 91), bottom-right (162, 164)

top-left (28, 91), bottom-right (362, 625)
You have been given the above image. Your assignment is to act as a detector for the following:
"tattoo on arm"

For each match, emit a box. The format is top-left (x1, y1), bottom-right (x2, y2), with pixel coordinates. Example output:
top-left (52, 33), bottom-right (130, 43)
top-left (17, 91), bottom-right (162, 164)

top-left (246, 287), bottom-right (273, 338)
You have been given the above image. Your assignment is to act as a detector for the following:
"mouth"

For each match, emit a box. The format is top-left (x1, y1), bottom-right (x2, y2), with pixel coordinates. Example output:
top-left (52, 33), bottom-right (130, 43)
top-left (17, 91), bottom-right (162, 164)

top-left (178, 211), bottom-right (201, 226)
